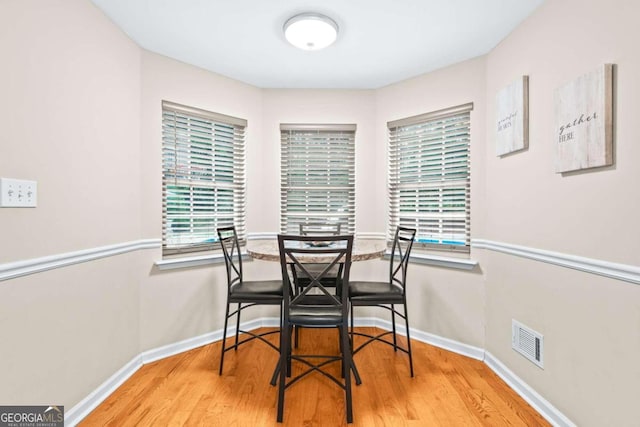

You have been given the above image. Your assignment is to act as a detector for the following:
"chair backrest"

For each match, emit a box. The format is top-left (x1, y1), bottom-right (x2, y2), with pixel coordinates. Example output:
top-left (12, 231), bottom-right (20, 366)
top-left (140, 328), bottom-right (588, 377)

top-left (299, 222), bottom-right (341, 236)
top-left (389, 227), bottom-right (416, 291)
top-left (278, 234), bottom-right (353, 315)
top-left (217, 226), bottom-right (243, 290)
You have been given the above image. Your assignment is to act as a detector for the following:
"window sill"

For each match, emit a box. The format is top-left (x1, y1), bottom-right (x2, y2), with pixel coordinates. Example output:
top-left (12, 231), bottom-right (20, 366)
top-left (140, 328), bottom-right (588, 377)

top-left (154, 254), bottom-right (225, 270)
top-left (384, 251), bottom-right (478, 271)
top-left (154, 252), bottom-right (250, 271)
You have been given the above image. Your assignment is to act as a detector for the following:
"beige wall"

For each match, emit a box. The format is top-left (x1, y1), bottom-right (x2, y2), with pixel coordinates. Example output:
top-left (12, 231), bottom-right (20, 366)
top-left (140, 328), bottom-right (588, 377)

top-left (0, 0), bottom-right (142, 410)
top-left (261, 89), bottom-right (379, 233)
top-left (139, 51), bottom-right (264, 241)
top-left (485, 0), bottom-right (640, 263)
top-left (137, 68), bottom-right (379, 351)
top-left (0, 0), bottom-right (141, 261)
top-left (375, 58), bottom-right (488, 347)
top-left (138, 51), bottom-right (267, 350)
top-left (0, 255), bottom-right (142, 407)
top-left (2, 0), bottom-right (639, 424)
top-left (483, 0), bottom-right (640, 425)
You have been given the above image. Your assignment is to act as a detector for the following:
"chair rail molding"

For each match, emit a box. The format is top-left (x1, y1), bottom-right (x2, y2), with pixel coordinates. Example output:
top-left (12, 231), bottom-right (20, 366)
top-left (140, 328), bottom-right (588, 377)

top-left (0, 239), bottom-right (161, 282)
top-left (472, 239), bottom-right (640, 285)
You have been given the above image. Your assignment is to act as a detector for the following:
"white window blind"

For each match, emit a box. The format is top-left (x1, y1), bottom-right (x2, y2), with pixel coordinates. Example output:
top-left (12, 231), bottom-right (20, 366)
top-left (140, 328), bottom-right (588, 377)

top-left (280, 124), bottom-right (356, 234)
top-left (162, 101), bottom-right (246, 255)
top-left (388, 103), bottom-right (473, 253)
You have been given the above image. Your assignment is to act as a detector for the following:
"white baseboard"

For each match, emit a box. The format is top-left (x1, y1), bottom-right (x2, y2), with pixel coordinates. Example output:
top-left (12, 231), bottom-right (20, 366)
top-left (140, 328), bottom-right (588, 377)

top-left (64, 356), bottom-right (143, 426)
top-left (484, 352), bottom-right (576, 427)
top-left (64, 318), bottom-right (280, 426)
top-left (65, 319), bottom-right (570, 427)
top-left (140, 317), bottom-right (281, 365)
top-left (352, 316), bottom-right (484, 360)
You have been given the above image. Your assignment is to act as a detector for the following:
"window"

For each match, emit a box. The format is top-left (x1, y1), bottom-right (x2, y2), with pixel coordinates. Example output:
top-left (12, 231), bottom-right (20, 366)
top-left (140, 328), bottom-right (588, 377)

top-left (162, 101), bottom-right (246, 255)
top-left (388, 103), bottom-right (473, 253)
top-left (280, 124), bottom-right (356, 234)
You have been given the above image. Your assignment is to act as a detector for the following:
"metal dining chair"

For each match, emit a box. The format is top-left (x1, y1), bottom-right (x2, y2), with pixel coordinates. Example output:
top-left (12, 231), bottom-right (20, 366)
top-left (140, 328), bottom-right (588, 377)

top-left (291, 223), bottom-right (343, 347)
top-left (276, 234), bottom-right (356, 423)
top-left (348, 226), bottom-right (417, 377)
top-left (296, 223), bottom-right (343, 289)
top-left (217, 226), bottom-right (284, 377)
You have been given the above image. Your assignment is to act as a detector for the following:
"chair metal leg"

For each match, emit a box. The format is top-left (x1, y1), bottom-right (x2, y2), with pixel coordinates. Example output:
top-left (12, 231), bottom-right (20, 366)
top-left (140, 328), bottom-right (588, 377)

top-left (294, 285), bottom-right (301, 348)
top-left (403, 301), bottom-right (414, 377)
top-left (337, 327), bottom-right (358, 380)
top-left (342, 318), bottom-right (360, 385)
top-left (287, 326), bottom-right (293, 377)
top-left (277, 323), bottom-right (290, 423)
top-left (348, 302), bottom-right (413, 378)
top-left (219, 302), bottom-right (231, 375)
top-left (345, 306), bottom-right (361, 385)
top-left (349, 304), bottom-right (354, 344)
top-left (270, 360), bottom-right (280, 386)
top-left (338, 327), bottom-right (344, 377)
top-left (391, 304), bottom-right (398, 351)
top-left (340, 325), bottom-right (353, 424)
top-left (270, 302), bottom-right (284, 386)
top-left (234, 303), bottom-right (242, 350)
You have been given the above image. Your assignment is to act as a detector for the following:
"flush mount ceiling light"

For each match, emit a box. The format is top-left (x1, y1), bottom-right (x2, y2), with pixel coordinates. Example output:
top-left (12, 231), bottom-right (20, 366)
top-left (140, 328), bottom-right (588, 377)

top-left (283, 13), bottom-right (338, 51)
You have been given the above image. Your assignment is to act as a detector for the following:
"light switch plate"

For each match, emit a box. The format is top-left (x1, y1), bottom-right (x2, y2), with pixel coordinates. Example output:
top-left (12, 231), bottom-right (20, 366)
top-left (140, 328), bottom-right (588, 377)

top-left (0, 178), bottom-right (38, 207)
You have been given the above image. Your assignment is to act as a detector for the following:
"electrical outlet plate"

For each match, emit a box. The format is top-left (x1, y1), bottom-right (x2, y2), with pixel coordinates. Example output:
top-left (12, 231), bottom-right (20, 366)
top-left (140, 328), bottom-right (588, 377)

top-left (0, 178), bottom-right (38, 207)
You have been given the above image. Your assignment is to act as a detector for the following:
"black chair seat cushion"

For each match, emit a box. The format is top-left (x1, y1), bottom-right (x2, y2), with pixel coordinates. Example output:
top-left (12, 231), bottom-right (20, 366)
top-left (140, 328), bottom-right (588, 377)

top-left (289, 294), bottom-right (343, 326)
top-left (349, 281), bottom-right (404, 304)
top-left (229, 280), bottom-right (283, 302)
top-left (289, 305), bottom-right (342, 327)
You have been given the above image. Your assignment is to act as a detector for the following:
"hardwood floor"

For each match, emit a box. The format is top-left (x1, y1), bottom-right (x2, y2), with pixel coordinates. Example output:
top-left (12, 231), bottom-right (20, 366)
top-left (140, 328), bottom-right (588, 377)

top-left (80, 327), bottom-right (549, 426)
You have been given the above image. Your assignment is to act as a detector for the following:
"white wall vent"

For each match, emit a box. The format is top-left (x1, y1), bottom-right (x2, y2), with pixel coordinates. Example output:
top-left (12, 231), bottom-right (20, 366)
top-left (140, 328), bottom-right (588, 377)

top-left (512, 319), bottom-right (544, 369)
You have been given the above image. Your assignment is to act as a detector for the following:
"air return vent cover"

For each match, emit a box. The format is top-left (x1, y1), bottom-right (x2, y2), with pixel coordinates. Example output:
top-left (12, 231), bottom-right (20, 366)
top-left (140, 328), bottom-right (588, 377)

top-left (512, 319), bottom-right (544, 368)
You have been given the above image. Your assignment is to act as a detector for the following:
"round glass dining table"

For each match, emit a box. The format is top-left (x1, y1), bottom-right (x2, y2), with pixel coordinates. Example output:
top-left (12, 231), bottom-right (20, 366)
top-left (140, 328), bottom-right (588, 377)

top-left (246, 238), bottom-right (387, 262)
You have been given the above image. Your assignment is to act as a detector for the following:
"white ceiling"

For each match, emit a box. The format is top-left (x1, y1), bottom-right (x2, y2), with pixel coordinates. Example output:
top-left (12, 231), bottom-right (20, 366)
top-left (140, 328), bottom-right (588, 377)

top-left (90, 0), bottom-right (544, 89)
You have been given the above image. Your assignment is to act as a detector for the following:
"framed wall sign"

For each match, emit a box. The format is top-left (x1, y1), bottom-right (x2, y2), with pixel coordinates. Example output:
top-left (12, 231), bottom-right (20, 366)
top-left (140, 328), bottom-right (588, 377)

top-left (496, 76), bottom-right (529, 156)
top-left (554, 64), bottom-right (614, 173)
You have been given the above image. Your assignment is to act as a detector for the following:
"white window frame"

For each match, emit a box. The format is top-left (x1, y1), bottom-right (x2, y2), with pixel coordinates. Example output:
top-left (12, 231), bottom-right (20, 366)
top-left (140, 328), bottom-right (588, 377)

top-left (162, 101), bottom-right (246, 256)
top-left (388, 103), bottom-right (473, 253)
top-left (280, 123), bottom-right (356, 234)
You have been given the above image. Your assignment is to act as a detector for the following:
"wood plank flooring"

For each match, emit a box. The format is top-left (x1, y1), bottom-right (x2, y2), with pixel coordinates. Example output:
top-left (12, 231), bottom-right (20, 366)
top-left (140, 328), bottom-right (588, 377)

top-left (80, 327), bottom-right (549, 426)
